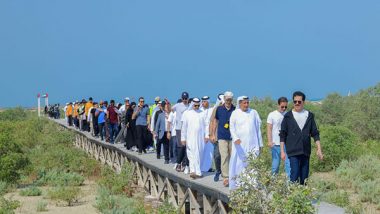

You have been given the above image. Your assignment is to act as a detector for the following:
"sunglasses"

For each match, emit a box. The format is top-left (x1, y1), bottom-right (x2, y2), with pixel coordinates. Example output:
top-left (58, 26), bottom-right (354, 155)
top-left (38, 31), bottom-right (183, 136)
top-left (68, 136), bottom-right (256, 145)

top-left (280, 106), bottom-right (287, 109)
top-left (194, 104), bottom-right (200, 107)
top-left (293, 100), bottom-right (302, 104)
top-left (139, 100), bottom-right (144, 103)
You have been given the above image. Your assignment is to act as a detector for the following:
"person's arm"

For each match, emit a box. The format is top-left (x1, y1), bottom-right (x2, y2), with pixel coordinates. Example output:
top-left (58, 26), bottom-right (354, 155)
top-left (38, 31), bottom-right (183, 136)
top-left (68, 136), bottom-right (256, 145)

top-left (146, 108), bottom-right (151, 130)
top-left (311, 114), bottom-right (323, 160)
top-left (280, 116), bottom-right (288, 160)
top-left (255, 111), bottom-right (263, 149)
top-left (230, 112), bottom-right (240, 145)
top-left (132, 107), bottom-right (140, 120)
top-left (266, 113), bottom-right (274, 148)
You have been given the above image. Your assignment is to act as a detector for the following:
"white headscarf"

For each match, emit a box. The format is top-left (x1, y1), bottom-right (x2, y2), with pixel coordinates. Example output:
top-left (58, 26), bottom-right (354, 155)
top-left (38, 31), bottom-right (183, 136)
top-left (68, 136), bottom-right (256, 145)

top-left (236, 96), bottom-right (249, 109)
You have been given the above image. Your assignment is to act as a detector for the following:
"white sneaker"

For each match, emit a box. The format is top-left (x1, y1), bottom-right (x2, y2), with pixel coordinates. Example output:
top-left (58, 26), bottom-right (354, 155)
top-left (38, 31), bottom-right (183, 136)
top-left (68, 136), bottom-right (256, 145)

top-left (173, 163), bottom-right (178, 170)
top-left (131, 146), bottom-right (137, 151)
top-left (184, 166), bottom-right (190, 174)
top-left (148, 147), bottom-right (155, 152)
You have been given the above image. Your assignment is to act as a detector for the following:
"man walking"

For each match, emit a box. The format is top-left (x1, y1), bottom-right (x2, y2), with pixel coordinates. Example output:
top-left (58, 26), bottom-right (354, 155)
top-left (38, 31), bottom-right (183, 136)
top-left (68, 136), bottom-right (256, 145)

top-left (132, 97), bottom-right (151, 154)
top-left (107, 100), bottom-right (119, 144)
top-left (172, 92), bottom-right (190, 172)
top-left (229, 96), bottom-right (263, 190)
top-left (267, 97), bottom-right (291, 177)
top-left (280, 91), bottom-right (323, 185)
top-left (181, 98), bottom-right (207, 179)
top-left (212, 91), bottom-right (235, 187)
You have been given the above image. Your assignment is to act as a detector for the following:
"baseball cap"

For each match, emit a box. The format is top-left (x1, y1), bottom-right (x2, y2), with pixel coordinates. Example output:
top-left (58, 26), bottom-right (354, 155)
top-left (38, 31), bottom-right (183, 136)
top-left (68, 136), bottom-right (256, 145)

top-left (181, 92), bottom-right (189, 99)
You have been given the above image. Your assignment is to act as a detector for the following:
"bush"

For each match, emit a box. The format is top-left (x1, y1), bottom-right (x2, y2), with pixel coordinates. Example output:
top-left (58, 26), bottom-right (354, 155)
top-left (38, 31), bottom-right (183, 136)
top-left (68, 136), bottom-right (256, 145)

top-left (98, 163), bottom-right (134, 195)
top-left (36, 170), bottom-right (84, 187)
top-left (0, 107), bottom-right (28, 121)
top-left (0, 196), bottom-right (20, 214)
top-left (95, 186), bottom-right (145, 214)
top-left (310, 125), bottom-right (358, 172)
top-left (47, 186), bottom-right (81, 206)
top-left (0, 182), bottom-right (8, 196)
top-left (230, 152), bottom-right (317, 214)
top-left (321, 190), bottom-right (349, 207)
top-left (36, 200), bottom-right (48, 212)
top-left (19, 186), bottom-right (42, 196)
top-left (0, 123), bottom-right (29, 183)
top-left (157, 199), bottom-right (177, 214)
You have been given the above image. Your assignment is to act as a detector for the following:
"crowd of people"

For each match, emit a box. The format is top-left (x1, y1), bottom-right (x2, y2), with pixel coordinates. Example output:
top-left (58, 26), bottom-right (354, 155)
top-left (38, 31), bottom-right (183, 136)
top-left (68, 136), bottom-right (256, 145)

top-left (61, 91), bottom-right (323, 190)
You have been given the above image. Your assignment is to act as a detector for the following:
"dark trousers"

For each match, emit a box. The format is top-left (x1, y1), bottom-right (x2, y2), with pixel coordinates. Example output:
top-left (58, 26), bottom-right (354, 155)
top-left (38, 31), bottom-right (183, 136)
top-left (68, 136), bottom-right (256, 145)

top-left (176, 130), bottom-right (188, 166)
top-left (93, 120), bottom-right (99, 136)
top-left (74, 117), bottom-right (79, 128)
top-left (67, 116), bottom-right (73, 126)
top-left (213, 142), bottom-right (221, 173)
top-left (157, 132), bottom-right (170, 161)
top-left (108, 123), bottom-right (119, 144)
top-left (98, 122), bottom-right (106, 141)
top-left (289, 154), bottom-right (310, 185)
top-left (136, 125), bottom-right (149, 153)
top-left (169, 135), bottom-right (177, 163)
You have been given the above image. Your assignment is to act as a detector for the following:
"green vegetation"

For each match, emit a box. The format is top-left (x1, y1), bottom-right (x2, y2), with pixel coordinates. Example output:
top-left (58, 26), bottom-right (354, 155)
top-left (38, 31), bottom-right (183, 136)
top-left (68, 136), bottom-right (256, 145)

top-left (230, 153), bottom-right (316, 214)
top-left (19, 186), bottom-right (42, 196)
top-left (246, 82), bottom-right (380, 212)
top-left (36, 200), bottom-right (48, 212)
top-left (95, 163), bottom-right (147, 213)
top-left (36, 170), bottom-right (85, 187)
top-left (47, 186), bottom-right (81, 206)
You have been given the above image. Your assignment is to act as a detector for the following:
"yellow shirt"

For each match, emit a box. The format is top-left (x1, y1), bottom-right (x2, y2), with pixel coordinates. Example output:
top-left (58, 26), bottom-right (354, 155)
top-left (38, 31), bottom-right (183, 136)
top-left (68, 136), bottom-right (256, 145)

top-left (73, 104), bottom-right (79, 117)
top-left (85, 102), bottom-right (93, 116)
top-left (66, 105), bottom-right (73, 116)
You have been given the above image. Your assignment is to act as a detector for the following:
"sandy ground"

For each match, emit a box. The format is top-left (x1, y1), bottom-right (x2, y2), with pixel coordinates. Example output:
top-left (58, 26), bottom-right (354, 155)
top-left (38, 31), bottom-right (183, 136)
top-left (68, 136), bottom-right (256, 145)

top-left (5, 180), bottom-right (99, 214)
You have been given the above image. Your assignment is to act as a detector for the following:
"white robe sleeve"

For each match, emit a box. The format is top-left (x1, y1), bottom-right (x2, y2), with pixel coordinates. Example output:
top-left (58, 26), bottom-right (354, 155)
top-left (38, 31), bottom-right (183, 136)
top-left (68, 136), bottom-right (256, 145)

top-left (229, 111), bottom-right (240, 143)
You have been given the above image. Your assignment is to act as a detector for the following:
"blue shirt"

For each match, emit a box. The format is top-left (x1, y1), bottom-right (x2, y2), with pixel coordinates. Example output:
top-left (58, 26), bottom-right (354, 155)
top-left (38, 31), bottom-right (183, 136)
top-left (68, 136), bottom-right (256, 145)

top-left (135, 106), bottom-right (150, 126)
top-left (215, 104), bottom-right (235, 140)
top-left (97, 107), bottom-right (107, 123)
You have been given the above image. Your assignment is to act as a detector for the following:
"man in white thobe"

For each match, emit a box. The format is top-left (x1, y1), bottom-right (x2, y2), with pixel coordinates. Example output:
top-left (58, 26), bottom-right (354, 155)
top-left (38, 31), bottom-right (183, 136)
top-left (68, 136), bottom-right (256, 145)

top-left (181, 98), bottom-right (207, 179)
top-left (200, 96), bottom-right (214, 172)
top-left (229, 96), bottom-right (263, 190)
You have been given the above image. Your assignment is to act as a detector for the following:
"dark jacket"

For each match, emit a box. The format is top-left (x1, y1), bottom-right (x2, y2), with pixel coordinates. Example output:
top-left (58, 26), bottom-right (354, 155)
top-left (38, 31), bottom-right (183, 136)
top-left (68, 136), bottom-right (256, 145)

top-left (279, 110), bottom-right (320, 157)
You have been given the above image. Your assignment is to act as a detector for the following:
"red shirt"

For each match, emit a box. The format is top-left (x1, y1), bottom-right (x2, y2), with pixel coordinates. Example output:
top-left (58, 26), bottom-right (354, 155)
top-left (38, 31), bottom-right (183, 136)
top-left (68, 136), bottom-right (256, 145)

top-left (107, 106), bottom-right (119, 124)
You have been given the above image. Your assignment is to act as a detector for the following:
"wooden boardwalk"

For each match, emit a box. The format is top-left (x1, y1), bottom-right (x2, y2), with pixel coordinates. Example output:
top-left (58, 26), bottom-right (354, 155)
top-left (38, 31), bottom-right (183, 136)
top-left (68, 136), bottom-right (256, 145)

top-left (53, 119), bottom-right (344, 214)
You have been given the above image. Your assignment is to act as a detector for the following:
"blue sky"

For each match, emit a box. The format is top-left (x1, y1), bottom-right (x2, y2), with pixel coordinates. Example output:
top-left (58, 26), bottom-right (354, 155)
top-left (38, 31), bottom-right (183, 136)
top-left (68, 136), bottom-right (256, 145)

top-left (0, 0), bottom-right (379, 107)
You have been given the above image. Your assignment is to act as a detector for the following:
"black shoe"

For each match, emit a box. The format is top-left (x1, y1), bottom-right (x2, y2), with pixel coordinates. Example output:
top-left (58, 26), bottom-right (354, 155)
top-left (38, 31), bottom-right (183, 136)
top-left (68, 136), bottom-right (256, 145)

top-left (208, 168), bottom-right (215, 172)
top-left (157, 155), bottom-right (160, 159)
top-left (164, 160), bottom-right (169, 164)
top-left (143, 149), bottom-right (147, 154)
top-left (214, 172), bottom-right (220, 182)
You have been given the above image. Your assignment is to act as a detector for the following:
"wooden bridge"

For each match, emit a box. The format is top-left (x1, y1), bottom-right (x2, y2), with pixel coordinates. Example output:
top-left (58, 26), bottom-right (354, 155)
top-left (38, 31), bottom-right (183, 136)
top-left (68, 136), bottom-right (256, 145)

top-left (54, 119), bottom-right (344, 214)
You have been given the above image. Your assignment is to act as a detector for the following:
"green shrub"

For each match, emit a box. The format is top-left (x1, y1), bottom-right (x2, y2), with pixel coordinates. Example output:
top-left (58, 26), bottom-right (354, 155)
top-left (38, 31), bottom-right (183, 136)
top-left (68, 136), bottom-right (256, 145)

top-left (0, 107), bottom-right (28, 121)
top-left (0, 182), bottom-right (8, 196)
top-left (36, 170), bottom-right (84, 187)
top-left (36, 200), bottom-right (48, 212)
top-left (157, 199), bottom-right (177, 214)
top-left (98, 163), bottom-right (134, 195)
top-left (0, 196), bottom-right (20, 214)
top-left (310, 125), bottom-right (358, 172)
top-left (19, 186), bottom-right (42, 196)
top-left (357, 180), bottom-right (380, 204)
top-left (47, 186), bottom-right (81, 206)
top-left (95, 186), bottom-right (145, 214)
top-left (321, 190), bottom-right (349, 207)
top-left (230, 153), bottom-right (317, 214)
top-left (0, 123), bottom-right (29, 183)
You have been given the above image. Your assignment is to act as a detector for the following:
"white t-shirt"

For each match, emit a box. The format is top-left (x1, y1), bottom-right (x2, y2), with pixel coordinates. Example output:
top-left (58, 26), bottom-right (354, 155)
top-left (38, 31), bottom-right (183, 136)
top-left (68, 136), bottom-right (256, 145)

top-left (168, 111), bottom-right (177, 136)
top-left (267, 110), bottom-right (286, 145)
top-left (292, 109), bottom-right (309, 130)
top-left (172, 102), bottom-right (188, 130)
